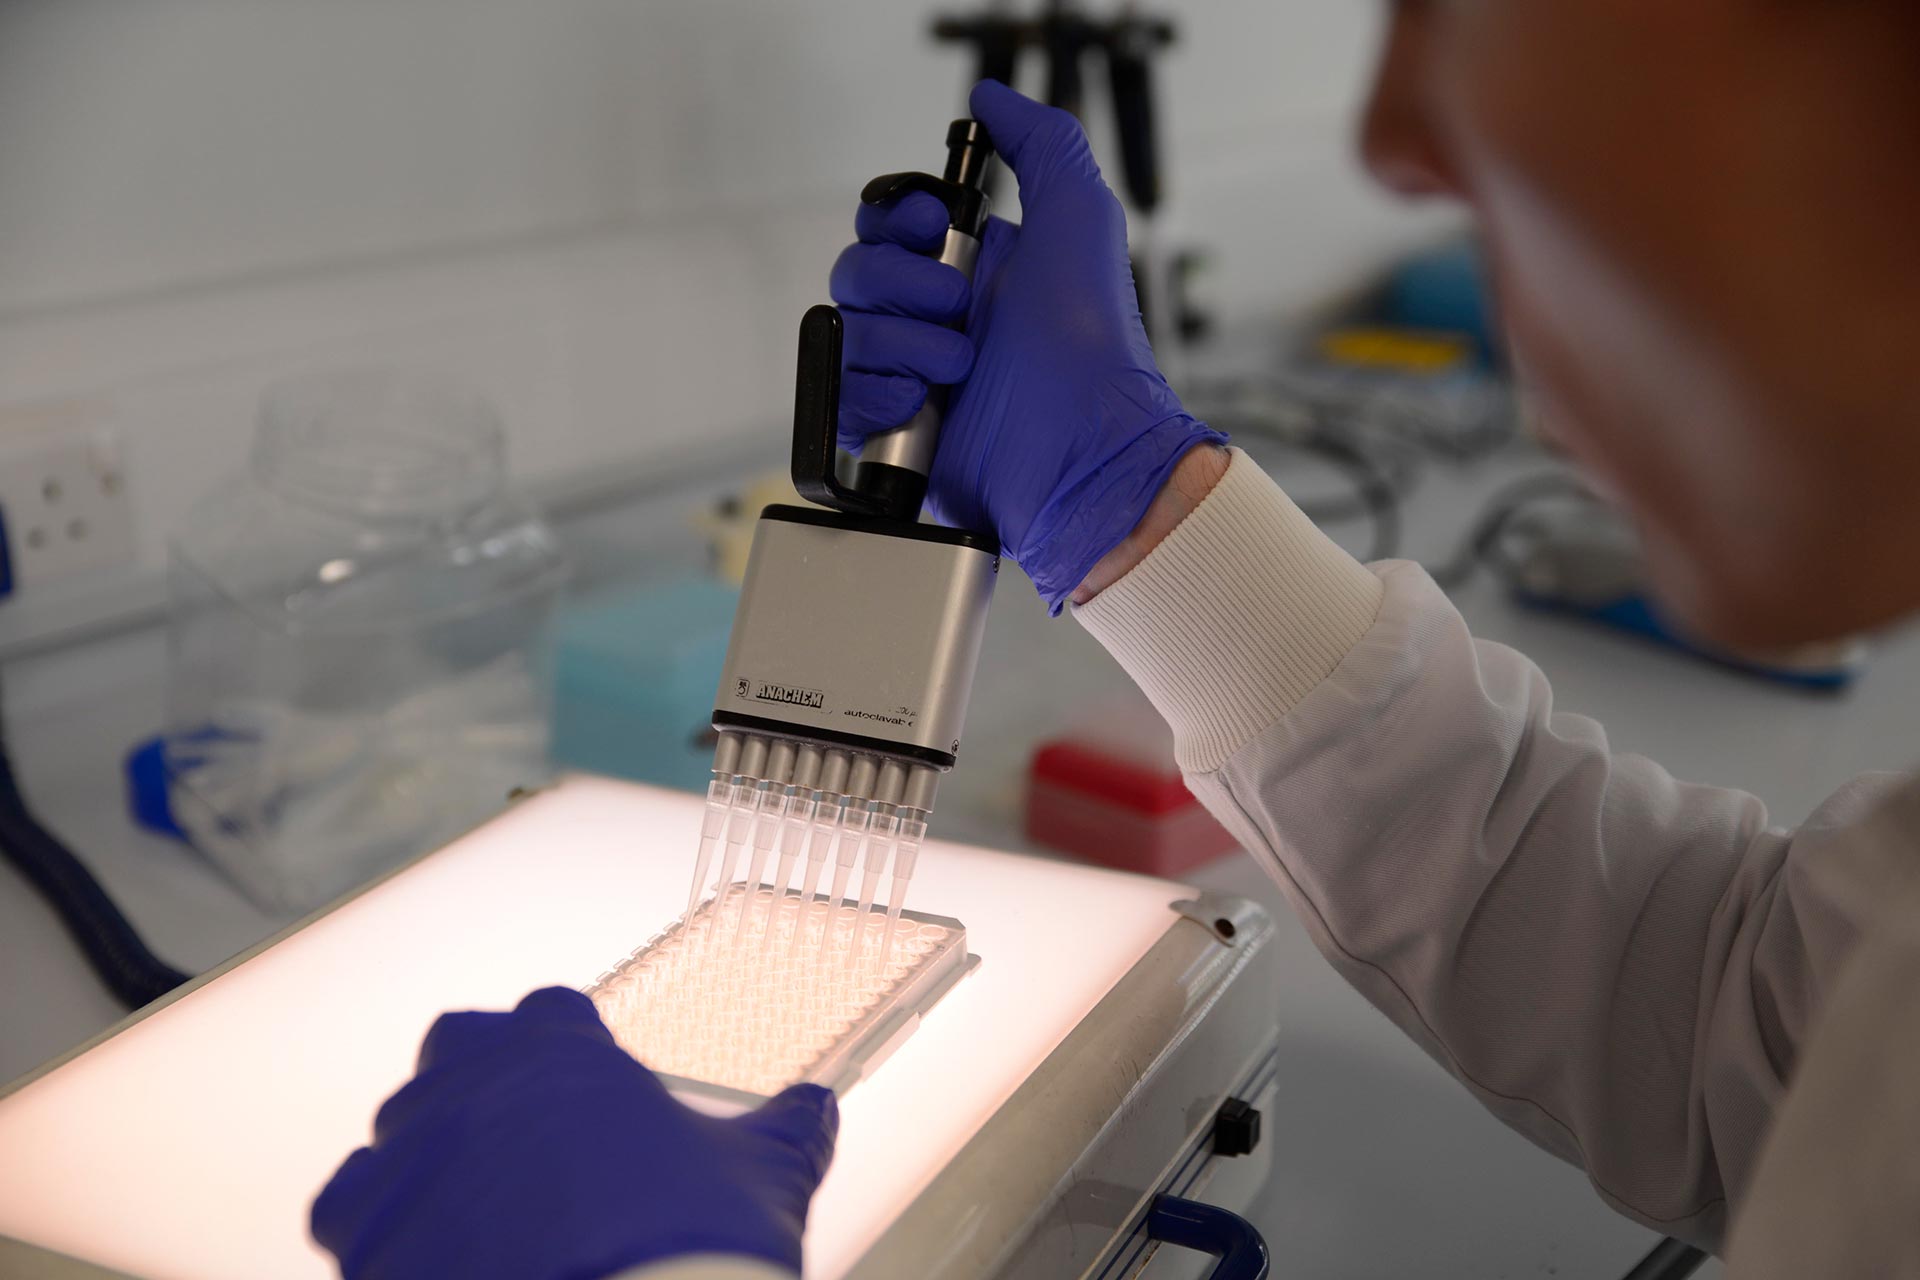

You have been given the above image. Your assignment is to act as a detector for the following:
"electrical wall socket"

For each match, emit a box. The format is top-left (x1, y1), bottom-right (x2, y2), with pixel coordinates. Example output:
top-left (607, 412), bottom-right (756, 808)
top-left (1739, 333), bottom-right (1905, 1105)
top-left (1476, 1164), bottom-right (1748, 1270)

top-left (0, 404), bottom-right (138, 593)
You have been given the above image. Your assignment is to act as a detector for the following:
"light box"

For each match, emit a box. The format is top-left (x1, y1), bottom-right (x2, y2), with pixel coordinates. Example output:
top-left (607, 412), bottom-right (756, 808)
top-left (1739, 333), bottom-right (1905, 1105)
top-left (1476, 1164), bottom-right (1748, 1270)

top-left (0, 776), bottom-right (1188, 1280)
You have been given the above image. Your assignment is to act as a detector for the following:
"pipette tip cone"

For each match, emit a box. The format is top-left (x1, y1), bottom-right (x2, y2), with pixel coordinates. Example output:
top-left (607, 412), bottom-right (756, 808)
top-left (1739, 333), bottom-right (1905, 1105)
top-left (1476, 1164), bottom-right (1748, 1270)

top-left (733, 846), bottom-right (770, 942)
top-left (757, 852), bottom-right (800, 952)
top-left (685, 838), bottom-right (717, 918)
top-left (819, 863), bottom-right (854, 964)
top-left (880, 905), bottom-right (903, 968)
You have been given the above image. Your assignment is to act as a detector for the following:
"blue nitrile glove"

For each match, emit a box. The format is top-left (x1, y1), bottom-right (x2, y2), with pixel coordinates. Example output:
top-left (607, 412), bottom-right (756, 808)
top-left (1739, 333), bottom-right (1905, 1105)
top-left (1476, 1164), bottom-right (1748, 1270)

top-left (311, 987), bottom-right (837, 1279)
top-left (830, 79), bottom-right (1226, 610)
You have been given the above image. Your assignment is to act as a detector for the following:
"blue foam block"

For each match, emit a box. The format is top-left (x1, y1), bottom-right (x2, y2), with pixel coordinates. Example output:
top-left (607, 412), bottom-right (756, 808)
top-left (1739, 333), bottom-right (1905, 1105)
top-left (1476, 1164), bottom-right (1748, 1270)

top-left (1378, 239), bottom-right (1500, 366)
top-left (551, 577), bottom-right (741, 791)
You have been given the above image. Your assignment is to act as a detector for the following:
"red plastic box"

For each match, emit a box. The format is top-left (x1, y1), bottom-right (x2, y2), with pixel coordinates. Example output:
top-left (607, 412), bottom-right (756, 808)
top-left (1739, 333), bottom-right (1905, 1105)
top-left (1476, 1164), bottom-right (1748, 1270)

top-left (1024, 708), bottom-right (1239, 877)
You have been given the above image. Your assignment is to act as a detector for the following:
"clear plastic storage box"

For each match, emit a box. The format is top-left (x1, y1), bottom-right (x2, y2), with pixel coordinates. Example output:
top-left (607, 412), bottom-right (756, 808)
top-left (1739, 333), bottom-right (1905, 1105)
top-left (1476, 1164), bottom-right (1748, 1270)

top-left (163, 369), bottom-right (567, 912)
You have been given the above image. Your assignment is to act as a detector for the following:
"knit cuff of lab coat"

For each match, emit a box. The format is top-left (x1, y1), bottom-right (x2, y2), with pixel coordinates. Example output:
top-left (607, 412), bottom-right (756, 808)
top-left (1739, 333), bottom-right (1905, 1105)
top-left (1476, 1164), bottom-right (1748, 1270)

top-left (1073, 447), bottom-right (1385, 774)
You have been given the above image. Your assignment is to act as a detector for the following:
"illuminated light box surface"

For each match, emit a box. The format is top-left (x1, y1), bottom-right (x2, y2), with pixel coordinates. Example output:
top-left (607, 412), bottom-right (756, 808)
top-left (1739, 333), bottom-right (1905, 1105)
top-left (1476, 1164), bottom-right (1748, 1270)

top-left (587, 889), bottom-right (975, 1104)
top-left (0, 776), bottom-right (1187, 1280)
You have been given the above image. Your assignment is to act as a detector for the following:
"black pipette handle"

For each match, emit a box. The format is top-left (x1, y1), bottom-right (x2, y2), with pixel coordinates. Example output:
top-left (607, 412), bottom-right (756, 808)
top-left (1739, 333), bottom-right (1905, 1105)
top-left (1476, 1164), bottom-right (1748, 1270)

top-left (793, 121), bottom-right (995, 524)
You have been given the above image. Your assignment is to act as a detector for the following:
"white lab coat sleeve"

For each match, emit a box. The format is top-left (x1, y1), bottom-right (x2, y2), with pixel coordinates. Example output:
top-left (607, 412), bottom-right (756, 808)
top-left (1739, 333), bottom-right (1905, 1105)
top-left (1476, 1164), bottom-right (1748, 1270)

top-left (1074, 447), bottom-right (1917, 1249)
top-left (608, 1258), bottom-right (791, 1280)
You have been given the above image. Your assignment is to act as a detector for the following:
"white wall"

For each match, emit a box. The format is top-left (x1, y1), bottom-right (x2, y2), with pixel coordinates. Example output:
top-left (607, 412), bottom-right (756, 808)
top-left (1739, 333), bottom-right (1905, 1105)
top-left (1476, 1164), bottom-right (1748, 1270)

top-left (0, 0), bottom-right (1457, 644)
top-left (0, 1), bottom-right (1413, 310)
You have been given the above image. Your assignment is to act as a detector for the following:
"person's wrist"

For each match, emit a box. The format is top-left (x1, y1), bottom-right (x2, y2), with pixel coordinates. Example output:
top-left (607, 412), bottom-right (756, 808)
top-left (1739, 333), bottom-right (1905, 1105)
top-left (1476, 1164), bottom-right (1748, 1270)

top-left (603, 1254), bottom-right (797, 1280)
top-left (1070, 444), bottom-right (1229, 605)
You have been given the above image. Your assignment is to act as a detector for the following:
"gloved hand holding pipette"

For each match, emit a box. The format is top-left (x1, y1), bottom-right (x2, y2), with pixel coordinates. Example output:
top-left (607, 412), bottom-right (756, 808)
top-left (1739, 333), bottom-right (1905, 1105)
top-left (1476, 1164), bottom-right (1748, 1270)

top-left (311, 988), bottom-right (836, 1280)
top-left (831, 79), bottom-right (1225, 611)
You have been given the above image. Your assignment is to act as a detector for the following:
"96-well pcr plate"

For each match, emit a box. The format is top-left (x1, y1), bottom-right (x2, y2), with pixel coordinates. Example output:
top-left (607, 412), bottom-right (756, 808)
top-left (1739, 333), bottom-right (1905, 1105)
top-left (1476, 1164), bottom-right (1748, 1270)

top-left (585, 887), bottom-right (977, 1107)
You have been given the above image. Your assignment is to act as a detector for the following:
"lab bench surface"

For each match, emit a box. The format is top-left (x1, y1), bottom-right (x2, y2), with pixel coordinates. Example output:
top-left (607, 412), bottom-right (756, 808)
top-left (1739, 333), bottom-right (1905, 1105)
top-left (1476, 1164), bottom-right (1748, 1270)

top-left (10, 444), bottom-right (1917, 1277)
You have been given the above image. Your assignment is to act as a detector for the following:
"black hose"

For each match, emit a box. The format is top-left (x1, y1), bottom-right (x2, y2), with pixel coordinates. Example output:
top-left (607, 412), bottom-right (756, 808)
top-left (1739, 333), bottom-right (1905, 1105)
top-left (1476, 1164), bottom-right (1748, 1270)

top-left (1199, 405), bottom-right (1409, 564)
top-left (1423, 470), bottom-right (1596, 591)
top-left (1621, 1237), bottom-right (1710, 1280)
top-left (0, 676), bottom-right (191, 1008)
top-left (1293, 428), bottom-right (1403, 563)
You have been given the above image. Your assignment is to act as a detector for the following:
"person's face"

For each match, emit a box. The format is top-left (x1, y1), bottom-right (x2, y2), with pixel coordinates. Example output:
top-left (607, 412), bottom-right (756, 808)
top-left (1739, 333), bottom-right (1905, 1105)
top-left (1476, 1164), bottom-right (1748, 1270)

top-left (1359, 0), bottom-right (1920, 648)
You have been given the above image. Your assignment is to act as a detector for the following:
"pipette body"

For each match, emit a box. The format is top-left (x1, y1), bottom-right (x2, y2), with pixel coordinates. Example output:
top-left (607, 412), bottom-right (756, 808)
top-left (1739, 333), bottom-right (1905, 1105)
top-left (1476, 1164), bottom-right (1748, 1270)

top-left (686, 116), bottom-right (998, 976)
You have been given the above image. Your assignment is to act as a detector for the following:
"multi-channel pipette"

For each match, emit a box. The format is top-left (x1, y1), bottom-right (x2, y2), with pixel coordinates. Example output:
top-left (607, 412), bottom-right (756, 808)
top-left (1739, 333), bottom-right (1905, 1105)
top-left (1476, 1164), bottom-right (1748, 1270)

top-left (686, 117), bottom-right (1001, 975)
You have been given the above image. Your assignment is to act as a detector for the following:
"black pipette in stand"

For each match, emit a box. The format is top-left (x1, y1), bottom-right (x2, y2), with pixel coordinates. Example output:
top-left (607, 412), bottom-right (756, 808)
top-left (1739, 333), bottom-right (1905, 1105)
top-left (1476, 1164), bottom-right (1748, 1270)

top-left (930, 5), bottom-right (1187, 345)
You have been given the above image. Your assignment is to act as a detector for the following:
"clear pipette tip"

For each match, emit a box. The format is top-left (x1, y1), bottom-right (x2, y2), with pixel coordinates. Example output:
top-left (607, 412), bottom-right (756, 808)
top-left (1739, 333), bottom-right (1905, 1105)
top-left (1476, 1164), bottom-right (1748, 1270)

top-left (845, 760), bottom-right (905, 970)
top-left (878, 813), bottom-right (926, 966)
top-left (849, 810), bottom-right (898, 972)
top-left (818, 755), bottom-right (879, 942)
top-left (734, 791), bottom-right (779, 938)
top-left (759, 746), bottom-right (821, 949)
top-left (711, 783), bottom-right (756, 903)
top-left (722, 743), bottom-right (789, 941)
top-left (701, 737), bottom-right (767, 958)
top-left (685, 775), bottom-right (730, 918)
top-left (817, 859), bottom-right (856, 966)
top-left (791, 796), bottom-right (844, 959)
